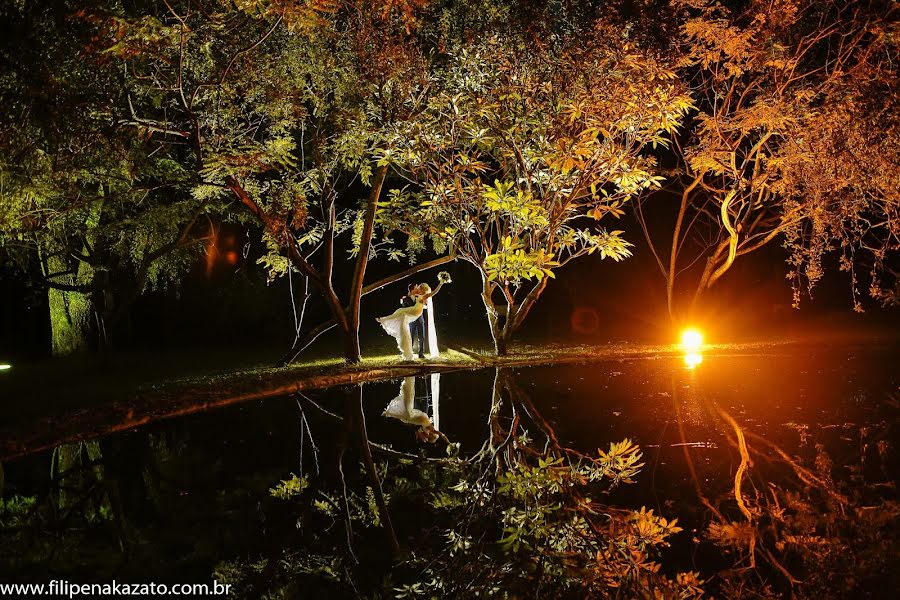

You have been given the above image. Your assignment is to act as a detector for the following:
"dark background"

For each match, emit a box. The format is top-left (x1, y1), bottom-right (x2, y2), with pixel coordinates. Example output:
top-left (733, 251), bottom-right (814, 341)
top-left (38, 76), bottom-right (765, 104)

top-left (2, 201), bottom-right (897, 366)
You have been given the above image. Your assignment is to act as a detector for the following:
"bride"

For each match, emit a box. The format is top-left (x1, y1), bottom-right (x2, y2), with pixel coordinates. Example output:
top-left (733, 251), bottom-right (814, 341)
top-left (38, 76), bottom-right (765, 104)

top-left (376, 272), bottom-right (450, 361)
top-left (383, 376), bottom-right (447, 444)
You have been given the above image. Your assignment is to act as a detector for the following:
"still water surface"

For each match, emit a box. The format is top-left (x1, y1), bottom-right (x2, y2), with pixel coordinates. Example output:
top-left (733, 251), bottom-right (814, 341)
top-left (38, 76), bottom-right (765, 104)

top-left (0, 346), bottom-right (896, 587)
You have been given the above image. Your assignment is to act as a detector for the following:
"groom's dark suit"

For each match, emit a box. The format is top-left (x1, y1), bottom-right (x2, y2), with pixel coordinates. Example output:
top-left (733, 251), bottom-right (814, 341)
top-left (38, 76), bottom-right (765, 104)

top-left (400, 295), bottom-right (426, 358)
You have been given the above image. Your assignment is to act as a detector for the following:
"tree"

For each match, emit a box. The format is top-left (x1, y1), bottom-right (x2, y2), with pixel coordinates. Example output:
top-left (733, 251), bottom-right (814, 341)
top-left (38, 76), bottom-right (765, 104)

top-left (381, 26), bottom-right (693, 354)
top-left (92, 0), bottom-right (454, 363)
top-left (634, 0), bottom-right (899, 321)
top-left (0, 0), bottom-right (209, 354)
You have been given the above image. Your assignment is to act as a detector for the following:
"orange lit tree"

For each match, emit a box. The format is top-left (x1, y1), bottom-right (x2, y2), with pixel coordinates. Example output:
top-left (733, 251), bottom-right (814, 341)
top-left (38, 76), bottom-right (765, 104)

top-left (634, 0), bottom-right (899, 321)
top-left (380, 26), bottom-right (693, 354)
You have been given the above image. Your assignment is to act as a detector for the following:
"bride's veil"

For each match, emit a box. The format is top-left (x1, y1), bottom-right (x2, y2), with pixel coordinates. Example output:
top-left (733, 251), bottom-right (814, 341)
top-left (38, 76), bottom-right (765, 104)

top-left (430, 373), bottom-right (440, 430)
top-left (425, 296), bottom-right (439, 358)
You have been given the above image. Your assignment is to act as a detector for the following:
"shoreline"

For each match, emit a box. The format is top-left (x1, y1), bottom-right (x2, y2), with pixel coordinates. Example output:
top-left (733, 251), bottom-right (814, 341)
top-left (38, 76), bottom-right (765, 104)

top-left (0, 339), bottom-right (887, 461)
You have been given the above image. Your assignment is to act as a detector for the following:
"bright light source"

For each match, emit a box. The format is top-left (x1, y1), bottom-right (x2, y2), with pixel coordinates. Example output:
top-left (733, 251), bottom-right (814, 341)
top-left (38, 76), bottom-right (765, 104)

top-left (683, 352), bottom-right (703, 369)
top-left (680, 328), bottom-right (704, 353)
top-left (0, 364), bottom-right (11, 371)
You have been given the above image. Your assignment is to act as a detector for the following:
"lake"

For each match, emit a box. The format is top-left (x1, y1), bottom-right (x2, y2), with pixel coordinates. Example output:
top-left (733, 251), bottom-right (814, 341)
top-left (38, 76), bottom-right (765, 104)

top-left (1, 344), bottom-right (897, 597)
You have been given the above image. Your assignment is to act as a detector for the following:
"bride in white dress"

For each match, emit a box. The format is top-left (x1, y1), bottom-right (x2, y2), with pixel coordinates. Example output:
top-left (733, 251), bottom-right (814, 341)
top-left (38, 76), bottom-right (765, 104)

top-left (383, 376), bottom-right (446, 443)
top-left (376, 274), bottom-right (449, 360)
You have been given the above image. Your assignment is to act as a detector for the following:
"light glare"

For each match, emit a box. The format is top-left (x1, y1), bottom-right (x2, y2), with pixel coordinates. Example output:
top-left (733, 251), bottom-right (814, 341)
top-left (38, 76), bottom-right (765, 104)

top-left (680, 328), bottom-right (704, 352)
top-left (0, 364), bottom-right (11, 371)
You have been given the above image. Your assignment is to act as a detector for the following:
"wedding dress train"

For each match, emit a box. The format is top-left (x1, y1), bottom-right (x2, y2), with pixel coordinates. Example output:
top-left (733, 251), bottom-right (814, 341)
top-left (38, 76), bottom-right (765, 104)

top-left (376, 297), bottom-right (426, 360)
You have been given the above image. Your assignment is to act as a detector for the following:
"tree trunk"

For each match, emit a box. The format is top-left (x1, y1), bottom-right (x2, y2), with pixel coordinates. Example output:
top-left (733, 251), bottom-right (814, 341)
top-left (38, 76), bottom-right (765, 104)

top-left (280, 255), bottom-right (456, 366)
top-left (228, 173), bottom-right (393, 365)
top-left (47, 287), bottom-right (93, 355)
top-left (690, 239), bottom-right (729, 315)
top-left (481, 275), bottom-right (548, 357)
top-left (495, 330), bottom-right (509, 356)
top-left (345, 164), bottom-right (389, 364)
top-left (499, 295), bottom-right (518, 358)
top-left (345, 385), bottom-right (400, 556)
top-left (43, 252), bottom-right (94, 356)
top-left (480, 272), bottom-right (506, 356)
top-left (504, 278), bottom-right (547, 347)
top-left (666, 175), bottom-right (703, 324)
top-left (342, 326), bottom-right (362, 364)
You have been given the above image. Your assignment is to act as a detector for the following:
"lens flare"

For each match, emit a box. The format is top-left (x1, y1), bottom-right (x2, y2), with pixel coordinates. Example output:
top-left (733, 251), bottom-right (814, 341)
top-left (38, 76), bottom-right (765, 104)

top-left (680, 328), bottom-right (703, 352)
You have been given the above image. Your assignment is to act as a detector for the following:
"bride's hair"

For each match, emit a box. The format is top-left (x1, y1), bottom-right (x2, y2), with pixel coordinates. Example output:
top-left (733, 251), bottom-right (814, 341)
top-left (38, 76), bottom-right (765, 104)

top-left (418, 283), bottom-right (432, 294)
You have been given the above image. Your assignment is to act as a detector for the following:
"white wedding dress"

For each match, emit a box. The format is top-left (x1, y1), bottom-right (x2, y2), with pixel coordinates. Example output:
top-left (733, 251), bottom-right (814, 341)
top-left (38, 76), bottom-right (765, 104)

top-left (382, 375), bottom-right (441, 430)
top-left (376, 297), bottom-right (425, 360)
top-left (382, 377), bottom-right (431, 427)
top-left (377, 295), bottom-right (440, 360)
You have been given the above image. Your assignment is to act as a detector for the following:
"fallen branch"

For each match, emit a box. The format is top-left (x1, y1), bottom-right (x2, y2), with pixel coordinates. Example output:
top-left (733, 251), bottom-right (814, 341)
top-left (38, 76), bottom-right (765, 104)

top-left (443, 344), bottom-right (490, 362)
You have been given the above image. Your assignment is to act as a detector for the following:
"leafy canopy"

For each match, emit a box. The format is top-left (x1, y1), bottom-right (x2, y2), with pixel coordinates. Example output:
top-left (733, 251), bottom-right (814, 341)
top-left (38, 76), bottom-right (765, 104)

top-left (382, 26), bottom-right (693, 288)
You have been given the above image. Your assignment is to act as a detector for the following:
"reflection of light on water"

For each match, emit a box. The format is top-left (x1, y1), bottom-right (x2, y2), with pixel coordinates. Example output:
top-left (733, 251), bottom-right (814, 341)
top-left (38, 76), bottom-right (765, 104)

top-left (683, 352), bottom-right (703, 369)
top-left (679, 328), bottom-right (704, 369)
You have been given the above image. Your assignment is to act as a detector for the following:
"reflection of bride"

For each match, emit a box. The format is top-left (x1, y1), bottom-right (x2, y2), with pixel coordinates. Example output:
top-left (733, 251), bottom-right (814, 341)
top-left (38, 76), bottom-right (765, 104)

top-left (382, 376), bottom-right (446, 443)
top-left (376, 275), bottom-right (448, 360)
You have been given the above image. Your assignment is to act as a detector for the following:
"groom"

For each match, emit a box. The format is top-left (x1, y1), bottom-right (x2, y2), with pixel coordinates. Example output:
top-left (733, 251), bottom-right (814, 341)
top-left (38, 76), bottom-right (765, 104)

top-left (400, 283), bottom-right (427, 359)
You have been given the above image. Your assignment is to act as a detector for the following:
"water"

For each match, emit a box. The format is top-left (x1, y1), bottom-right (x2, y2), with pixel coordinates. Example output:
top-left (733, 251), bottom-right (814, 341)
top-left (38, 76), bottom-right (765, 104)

top-left (0, 346), bottom-right (897, 595)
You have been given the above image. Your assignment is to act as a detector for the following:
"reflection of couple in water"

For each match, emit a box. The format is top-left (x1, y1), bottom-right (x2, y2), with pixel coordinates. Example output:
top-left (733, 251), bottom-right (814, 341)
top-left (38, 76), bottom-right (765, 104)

top-left (382, 376), bottom-right (447, 444)
top-left (376, 272), bottom-right (451, 361)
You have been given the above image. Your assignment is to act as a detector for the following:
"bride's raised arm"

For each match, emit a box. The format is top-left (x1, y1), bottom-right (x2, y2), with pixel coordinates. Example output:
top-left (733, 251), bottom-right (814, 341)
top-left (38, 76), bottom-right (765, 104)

top-left (422, 281), bottom-right (444, 300)
top-left (422, 271), bottom-right (452, 301)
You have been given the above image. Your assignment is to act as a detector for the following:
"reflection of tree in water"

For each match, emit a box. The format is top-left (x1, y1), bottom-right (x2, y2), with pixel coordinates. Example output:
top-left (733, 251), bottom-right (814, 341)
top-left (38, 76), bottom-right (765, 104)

top-left (230, 370), bottom-right (703, 599)
top-left (49, 441), bottom-right (107, 517)
top-left (220, 370), bottom-right (899, 599)
top-left (1, 437), bottom-right (146, 576)
top-left (0, 429), bottom-right (274, 580)
top-left (1, 372), bottom-right (895, 597)
top-left (669, 373), bottom-right (900, 598)
top-left (1, 439), bottom-right (146, 574)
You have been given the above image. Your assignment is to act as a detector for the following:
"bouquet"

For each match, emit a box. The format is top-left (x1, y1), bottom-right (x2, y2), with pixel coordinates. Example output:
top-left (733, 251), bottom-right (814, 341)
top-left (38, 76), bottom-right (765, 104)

top-left (437, 271), bottom-right (452, 284)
